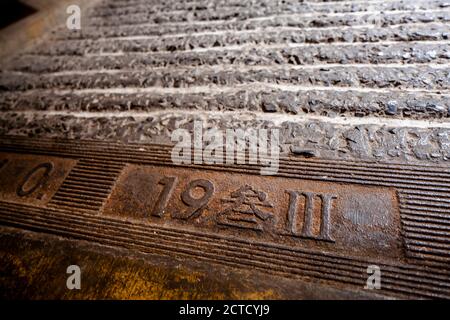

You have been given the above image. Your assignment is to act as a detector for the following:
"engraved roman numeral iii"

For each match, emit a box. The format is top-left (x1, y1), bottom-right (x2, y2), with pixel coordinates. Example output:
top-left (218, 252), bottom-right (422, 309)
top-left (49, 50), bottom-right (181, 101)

top-left (285, 191), bottom-right (337, 242)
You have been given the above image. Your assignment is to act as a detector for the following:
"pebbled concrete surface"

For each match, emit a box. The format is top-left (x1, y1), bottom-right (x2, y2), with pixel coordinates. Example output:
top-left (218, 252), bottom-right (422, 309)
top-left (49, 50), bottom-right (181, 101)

top-left (0, 0), bottom-right (449, 163)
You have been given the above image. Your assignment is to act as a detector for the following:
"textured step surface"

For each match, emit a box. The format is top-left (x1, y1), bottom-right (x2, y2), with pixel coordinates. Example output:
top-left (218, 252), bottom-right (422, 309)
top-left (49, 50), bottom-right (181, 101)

top-left (0, 0), bottom-right (449, 299)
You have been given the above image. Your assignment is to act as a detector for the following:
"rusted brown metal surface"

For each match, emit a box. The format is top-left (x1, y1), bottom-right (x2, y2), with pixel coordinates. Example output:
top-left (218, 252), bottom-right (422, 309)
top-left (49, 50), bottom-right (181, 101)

top-left (103, 164), bottom-right (401, 260)
top-left (0, 137), bottom-right (449, 299)
top-left (0, 225), bottom-right (382, 300)
top-left (0, 153), bottom-right (75, 205)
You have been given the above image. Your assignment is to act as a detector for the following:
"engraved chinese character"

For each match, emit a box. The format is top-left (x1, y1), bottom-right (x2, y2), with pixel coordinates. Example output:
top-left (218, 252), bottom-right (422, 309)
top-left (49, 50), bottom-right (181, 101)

top-left (217, 185), bottom-right (274, 230)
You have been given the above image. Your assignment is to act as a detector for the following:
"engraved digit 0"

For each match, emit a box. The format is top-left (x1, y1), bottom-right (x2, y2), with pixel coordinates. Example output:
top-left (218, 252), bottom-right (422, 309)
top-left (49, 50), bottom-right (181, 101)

top-left (151, 176), bottom-right (177, 217)
top-left (177, 179), bottom-right (214, 220)
top-left (16, 162), bottom-right (54, 197)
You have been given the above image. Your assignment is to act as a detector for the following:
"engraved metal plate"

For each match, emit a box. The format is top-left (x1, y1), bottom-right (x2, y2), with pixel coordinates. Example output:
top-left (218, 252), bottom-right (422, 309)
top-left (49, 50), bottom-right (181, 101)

top-left (103, 165), bottom-right (401, 260)
top-left (0, 153), bottom-right (76, 205)
top-left (0, 136), bottom-right (449, 299)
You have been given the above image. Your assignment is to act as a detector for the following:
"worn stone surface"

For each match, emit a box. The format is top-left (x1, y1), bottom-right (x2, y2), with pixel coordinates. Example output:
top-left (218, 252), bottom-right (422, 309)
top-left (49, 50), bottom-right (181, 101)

top-left (1, 112), bottom-right (449, 162)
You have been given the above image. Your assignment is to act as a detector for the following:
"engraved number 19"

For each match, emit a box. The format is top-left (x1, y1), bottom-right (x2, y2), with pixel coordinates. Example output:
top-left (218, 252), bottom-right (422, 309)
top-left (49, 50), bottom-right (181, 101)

top-left (151, 175), bottom-right (214, 220)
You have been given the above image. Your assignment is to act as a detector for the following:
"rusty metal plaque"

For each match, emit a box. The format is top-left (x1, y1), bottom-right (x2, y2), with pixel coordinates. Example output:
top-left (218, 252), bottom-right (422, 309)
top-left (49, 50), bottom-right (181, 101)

top-left (0, 153), bottom-right (76, 206)
top-left (102, 165), bottom-right (401, 260)
top-left (0, 136), bottom-right (449, 299)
